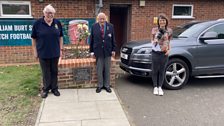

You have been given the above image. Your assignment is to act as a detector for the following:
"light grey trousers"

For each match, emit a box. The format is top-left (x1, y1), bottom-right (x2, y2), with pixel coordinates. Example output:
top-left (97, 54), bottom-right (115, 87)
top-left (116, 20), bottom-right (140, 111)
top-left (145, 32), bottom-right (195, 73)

top-left (151, 51), bottom-right (168, 87)
top-left (96, 57), bottom-right (111, 88)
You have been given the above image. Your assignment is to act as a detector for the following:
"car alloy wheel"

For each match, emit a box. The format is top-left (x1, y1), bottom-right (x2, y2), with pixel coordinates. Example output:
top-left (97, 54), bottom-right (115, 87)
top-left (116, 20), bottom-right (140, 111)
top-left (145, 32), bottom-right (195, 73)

top-left (164, 58), bottom-right (189, 90)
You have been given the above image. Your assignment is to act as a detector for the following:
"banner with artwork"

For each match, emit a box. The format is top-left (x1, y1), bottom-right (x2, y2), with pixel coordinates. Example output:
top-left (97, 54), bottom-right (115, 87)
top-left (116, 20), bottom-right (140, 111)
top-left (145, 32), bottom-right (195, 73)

top-left (0, 18), bottom-right (95, 46)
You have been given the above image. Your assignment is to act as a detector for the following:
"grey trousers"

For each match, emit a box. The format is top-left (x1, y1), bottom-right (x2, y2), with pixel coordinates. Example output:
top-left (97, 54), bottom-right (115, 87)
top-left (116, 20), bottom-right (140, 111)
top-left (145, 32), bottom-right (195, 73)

top-left (39, 57), bottom-right (59, 92)
top-left (151, 51), bottom-right (168, 87)
top-left (96, 57), bottom-right (111, 88)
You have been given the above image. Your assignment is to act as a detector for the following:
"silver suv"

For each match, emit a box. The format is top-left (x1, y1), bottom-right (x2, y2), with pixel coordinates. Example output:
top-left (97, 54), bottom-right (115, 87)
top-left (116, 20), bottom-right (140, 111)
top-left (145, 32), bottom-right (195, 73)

top-left (120, 19), bottom-right (224, 89)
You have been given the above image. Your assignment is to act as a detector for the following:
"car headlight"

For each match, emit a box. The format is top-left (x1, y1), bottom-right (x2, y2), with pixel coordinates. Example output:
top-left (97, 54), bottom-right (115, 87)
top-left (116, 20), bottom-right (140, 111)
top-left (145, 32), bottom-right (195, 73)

top-left (136, 48), bottom-right (152, 54)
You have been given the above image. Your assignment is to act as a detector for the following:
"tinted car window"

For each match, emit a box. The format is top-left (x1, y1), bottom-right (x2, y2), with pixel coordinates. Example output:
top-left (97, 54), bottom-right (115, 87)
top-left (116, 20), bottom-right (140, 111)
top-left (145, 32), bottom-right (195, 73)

top-left (204, 23), bottom-right (224, 39)
top-left (172, 22), bottom-right (200, 38)
top-left (178, 23), bottom-right (207, 38)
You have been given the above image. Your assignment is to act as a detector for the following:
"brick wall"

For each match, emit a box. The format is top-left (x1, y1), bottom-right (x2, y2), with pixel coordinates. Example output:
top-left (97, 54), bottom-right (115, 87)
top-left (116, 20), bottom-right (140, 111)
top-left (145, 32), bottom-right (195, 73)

top-left (0, 46), bottom-right (35, 64)
top-left (29, 0), bottom-right (224, 42)
top-left (30, 0), bottom-right (96, 18)
top-left (103, 0), bottom-right (224, 41)
top-left (58, 58), bottom-right (116, 88)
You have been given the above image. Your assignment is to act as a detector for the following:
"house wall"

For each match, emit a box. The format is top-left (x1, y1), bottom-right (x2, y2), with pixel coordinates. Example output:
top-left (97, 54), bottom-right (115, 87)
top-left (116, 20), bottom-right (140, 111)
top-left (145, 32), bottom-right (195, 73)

top-left (107, 0), bottom-right (224, 41)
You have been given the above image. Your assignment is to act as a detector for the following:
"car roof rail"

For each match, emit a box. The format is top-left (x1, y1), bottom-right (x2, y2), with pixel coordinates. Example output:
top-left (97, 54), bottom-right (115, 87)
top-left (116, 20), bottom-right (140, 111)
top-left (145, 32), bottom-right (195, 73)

top-left (217, 18), bottom-right (224, 21)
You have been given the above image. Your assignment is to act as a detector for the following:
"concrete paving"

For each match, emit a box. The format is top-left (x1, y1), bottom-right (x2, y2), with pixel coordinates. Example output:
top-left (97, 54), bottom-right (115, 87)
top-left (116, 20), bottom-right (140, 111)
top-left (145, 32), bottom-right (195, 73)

top-left (35, 88), bottom-right (130, 126)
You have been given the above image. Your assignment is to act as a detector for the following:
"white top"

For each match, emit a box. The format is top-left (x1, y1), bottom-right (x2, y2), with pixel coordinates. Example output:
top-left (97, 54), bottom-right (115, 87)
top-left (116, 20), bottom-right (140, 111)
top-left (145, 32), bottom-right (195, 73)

top-left (152, 41), bottom-right (161, 51)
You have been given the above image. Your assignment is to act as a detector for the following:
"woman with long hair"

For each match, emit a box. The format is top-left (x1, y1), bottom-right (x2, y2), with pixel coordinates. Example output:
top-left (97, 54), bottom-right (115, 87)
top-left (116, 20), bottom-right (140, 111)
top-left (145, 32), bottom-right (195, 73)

top-left (151, 14), bottom-right (173, 96)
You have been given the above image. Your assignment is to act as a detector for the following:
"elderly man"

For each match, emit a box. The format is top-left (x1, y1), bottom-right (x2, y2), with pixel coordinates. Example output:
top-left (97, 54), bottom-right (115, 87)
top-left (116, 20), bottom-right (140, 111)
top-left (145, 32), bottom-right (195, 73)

top-left (90, 12), bottom-right (116, 93)
top-left (31, 4), bottom-right (63, 98)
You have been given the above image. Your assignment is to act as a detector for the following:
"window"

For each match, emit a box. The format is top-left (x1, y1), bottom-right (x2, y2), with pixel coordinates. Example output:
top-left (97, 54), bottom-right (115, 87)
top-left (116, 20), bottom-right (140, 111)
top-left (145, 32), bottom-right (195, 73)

top-left (0, 1), bottom-right (32, 18)
top-left (172, 21), bottom-right (201, 38)
top-left (172, 4), bottom-right (194, 19)
top-left (203, 23), bottom-right (224, 39)
top-left (176, 23), bottom-right (206, 38)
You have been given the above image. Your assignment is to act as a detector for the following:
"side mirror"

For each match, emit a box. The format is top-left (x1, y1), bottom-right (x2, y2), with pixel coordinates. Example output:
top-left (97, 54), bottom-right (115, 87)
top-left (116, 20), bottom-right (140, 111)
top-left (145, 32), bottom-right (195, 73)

top-left (199, 31), bottom-right (218, 42)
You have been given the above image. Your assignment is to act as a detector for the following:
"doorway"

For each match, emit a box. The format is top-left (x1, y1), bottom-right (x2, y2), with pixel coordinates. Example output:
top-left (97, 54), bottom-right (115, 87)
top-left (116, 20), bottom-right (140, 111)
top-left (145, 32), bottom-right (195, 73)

top-left (110, 4), bottom-right (131, 58)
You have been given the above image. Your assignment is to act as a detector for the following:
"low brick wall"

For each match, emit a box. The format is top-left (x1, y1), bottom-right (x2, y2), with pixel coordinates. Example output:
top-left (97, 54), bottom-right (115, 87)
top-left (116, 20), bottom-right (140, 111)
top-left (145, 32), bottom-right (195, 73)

top-left (0, 46), bottom-right (35, 64)
top-left (58, 58), bottom-right (116, 88)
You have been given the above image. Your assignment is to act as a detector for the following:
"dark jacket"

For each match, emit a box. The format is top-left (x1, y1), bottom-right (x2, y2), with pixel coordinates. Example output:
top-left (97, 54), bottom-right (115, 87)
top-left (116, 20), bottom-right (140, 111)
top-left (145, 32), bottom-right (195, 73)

top-left (90, 22), bottom-right (116, 58)
top-left (31, 17), bottom-right (63, 59)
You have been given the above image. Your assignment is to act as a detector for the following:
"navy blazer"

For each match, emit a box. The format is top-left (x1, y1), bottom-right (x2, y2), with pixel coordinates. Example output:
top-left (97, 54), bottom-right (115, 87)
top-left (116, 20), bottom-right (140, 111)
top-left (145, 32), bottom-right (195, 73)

top-left (90, 22), bottom-right (116, 58)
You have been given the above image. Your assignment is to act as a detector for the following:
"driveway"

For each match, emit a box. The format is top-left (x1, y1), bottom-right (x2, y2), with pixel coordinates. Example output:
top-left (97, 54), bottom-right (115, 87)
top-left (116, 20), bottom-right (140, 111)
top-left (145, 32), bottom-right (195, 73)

top-left (115, 74), bottom-right (224, 126)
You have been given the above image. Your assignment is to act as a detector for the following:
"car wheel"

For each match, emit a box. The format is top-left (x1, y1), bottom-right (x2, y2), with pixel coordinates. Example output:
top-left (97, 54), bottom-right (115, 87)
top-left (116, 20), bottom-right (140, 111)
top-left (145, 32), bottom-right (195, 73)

top-left (163, 58), bottom-right (189, 90)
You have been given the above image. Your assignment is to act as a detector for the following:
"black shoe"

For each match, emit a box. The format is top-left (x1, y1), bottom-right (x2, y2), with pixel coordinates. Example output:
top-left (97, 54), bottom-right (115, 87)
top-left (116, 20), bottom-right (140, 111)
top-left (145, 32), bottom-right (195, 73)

top-left (96, 87), bottom-right (102, 93)
top-left (52, 90), bottom-right (60, 96)
top-left (105, 87), bottom-right (112, 93)
top-left (41, 91), bottom-right (48, 98)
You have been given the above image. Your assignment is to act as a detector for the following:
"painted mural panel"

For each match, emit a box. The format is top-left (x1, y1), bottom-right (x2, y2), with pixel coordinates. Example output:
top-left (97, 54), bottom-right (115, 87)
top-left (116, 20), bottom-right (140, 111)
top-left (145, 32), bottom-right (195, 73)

top-left (0, 18), bottom-right (95, 46)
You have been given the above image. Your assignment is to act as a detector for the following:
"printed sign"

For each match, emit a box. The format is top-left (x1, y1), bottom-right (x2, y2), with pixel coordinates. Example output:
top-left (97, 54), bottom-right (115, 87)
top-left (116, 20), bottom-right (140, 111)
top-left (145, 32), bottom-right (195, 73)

top-left (0, 18), bottom-right (95, 46)
top-left (0, 20), bottom-right (33, 46)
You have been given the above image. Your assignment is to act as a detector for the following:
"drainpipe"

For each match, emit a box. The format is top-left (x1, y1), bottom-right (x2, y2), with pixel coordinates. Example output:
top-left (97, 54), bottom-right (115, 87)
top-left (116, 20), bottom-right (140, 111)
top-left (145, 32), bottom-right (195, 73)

top-left (99, 0), bottom-right (103, 7)
top-left (95, 0), bottom-right (103, 16)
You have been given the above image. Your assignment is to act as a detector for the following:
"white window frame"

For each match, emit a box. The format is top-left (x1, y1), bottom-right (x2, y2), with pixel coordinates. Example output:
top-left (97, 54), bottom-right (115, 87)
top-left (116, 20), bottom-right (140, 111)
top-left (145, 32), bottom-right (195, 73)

top-left (0, 1), bottom-right (32, 18)
top-left (172, 4), bottom-right (194, 19)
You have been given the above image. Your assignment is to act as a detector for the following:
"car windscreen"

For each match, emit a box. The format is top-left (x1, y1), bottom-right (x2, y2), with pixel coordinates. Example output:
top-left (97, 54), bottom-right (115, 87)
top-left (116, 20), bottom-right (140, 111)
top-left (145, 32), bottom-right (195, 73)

top-left (172, 22), bottom-right (207, 38)
top-left (177, 23), bottom-right (208, 38)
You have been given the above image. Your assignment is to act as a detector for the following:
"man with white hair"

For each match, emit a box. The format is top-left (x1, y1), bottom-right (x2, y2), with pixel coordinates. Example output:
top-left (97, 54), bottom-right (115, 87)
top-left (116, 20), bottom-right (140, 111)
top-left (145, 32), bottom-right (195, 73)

top-left (90, 12), bottom-right (116, 93)
top-left (31, 4), bottom-right (63, 98)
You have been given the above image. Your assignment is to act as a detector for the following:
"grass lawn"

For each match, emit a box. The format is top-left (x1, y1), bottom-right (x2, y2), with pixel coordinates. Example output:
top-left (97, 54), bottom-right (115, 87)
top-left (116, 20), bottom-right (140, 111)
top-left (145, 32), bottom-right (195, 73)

top-left (0, 65), bottom-right (42, 126)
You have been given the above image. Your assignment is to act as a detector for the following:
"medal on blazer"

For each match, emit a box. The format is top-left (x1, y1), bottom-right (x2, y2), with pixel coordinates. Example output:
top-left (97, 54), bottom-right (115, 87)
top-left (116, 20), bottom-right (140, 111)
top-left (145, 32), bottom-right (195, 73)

top-left (55, 24), bottom-right (58, 29)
